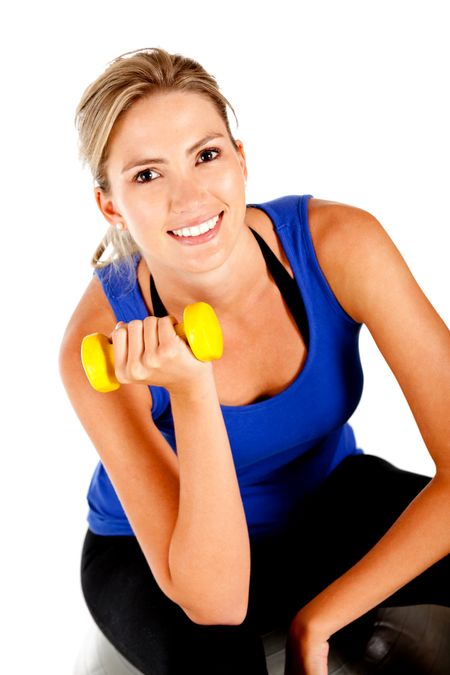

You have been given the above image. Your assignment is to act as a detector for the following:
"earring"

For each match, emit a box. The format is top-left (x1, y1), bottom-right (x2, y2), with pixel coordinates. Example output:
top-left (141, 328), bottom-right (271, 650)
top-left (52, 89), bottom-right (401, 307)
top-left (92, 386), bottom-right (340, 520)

top-left (115, 222), bottom-right (125, 231)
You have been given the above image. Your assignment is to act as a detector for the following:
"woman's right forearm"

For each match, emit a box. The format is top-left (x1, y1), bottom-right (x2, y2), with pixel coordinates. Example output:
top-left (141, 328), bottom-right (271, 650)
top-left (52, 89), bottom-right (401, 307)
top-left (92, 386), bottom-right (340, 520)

top-left (168, 372), bottom-right (250, 625)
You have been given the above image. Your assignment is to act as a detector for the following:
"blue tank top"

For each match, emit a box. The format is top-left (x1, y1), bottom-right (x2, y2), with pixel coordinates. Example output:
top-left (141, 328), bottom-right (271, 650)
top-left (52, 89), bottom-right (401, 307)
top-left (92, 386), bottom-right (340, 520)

top-left (86, 194), bottom-right (365, 540)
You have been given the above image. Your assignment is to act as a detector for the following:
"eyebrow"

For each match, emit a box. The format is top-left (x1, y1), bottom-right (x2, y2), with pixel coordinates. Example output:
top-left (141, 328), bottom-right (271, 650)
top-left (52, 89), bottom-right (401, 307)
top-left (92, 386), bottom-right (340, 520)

top-left (121, 133), bottom-right (226, 173)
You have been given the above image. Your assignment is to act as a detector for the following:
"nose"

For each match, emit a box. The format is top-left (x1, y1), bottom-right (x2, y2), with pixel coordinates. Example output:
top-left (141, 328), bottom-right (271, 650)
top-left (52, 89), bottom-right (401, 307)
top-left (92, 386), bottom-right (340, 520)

top-left (169, 172), bottom-right (209, 215)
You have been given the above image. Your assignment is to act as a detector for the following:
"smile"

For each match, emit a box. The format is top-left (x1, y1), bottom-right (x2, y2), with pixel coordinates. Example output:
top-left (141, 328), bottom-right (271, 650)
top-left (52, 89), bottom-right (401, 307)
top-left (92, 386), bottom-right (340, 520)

top-left (168, 212), bottom-right (224, 245)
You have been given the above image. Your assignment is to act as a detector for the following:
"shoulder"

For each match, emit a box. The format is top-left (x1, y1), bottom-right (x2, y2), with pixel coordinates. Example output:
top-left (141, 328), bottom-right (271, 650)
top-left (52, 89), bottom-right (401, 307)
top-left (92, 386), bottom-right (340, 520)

top-left (61, 274), bottom-right (118, 351)
top-left (59, 274), bottom-right (153, 408)
top-left (307, 197), bottom-right (383, 255)
top-left (61, 253), bottom-right (143, 349)
top-left (307, 197), bottom-right (400, 324)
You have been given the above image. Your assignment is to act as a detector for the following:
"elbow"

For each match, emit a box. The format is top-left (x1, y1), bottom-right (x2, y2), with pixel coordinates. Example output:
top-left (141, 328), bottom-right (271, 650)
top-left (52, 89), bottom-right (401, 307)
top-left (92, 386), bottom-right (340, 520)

top-left (169, 556), bottom-right (251, 626)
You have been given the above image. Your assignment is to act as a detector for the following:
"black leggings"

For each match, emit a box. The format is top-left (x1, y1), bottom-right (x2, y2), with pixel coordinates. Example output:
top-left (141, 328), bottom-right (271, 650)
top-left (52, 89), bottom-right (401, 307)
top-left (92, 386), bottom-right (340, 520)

top-left (80, 454), bottom-right (450, 674)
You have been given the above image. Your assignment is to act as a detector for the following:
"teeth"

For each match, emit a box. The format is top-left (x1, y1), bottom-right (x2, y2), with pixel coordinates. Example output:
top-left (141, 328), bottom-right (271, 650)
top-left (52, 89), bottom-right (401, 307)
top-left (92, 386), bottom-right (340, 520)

top-left (172, 213), bottom-right (220, 237)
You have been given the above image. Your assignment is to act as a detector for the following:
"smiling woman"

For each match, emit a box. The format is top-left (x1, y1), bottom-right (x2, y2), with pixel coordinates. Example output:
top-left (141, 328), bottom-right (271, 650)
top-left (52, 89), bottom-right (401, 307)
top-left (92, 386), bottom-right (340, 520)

top-left (61, 47), bottom-right (450, 675)
top-left (94, 90), bottom-right (247, 287)
top-left (75, 49), bottom-right (241, 283)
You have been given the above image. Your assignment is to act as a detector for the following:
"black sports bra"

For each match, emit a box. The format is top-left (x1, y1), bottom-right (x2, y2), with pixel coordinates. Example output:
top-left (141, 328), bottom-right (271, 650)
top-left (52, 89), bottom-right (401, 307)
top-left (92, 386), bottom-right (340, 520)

top-left (150, 226), bottom-right (309, 348)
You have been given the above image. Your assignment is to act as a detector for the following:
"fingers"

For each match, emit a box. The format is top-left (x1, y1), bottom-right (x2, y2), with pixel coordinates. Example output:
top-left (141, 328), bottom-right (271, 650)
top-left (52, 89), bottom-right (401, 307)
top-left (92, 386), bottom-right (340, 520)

top-left (157, 315), bottom-right (180, 346)
top-left (143, 316), bottom-right (159, 356)
top-left (111, 316), bottom-right (180, 383)
top-left (111, 322), bottom-right (128, 378)
top-left (127, 319), bottom-right (145, 362)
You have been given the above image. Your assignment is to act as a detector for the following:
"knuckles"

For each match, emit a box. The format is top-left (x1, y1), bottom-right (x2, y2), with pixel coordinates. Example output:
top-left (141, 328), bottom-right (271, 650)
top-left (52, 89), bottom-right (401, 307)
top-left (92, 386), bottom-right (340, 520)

top-left (127, 319), bottom-right (144, 332)
top-left (127, 363), bottom-right (150, 382)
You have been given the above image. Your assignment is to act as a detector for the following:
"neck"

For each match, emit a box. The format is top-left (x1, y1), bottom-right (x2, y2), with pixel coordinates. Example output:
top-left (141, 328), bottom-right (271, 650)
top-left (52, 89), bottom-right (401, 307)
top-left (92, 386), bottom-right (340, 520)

top-left (139, 225), bottom-right (270, 324)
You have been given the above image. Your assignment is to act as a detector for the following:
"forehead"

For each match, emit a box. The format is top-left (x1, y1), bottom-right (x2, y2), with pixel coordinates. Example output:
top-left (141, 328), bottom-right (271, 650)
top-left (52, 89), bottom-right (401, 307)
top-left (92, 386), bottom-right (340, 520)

top-left (109, 91), bottom-right (225, 151)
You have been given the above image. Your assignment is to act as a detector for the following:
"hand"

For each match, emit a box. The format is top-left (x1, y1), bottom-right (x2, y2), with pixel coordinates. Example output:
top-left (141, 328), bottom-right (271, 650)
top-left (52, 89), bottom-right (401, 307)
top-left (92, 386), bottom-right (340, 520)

top-left (284, 614), bottom-right (330, 675)
top-left (111, 316), bottom-right (213, 394)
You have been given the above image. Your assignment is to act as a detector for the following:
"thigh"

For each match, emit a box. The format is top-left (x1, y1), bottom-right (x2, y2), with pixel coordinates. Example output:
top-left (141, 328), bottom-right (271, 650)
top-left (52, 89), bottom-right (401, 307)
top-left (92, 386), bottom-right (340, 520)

top-left (249, 454), bottom-right (449, 620)
top-left (305, 453), bottom-right (449, 608)
top-left (80, 529), bottom-right (268, 675)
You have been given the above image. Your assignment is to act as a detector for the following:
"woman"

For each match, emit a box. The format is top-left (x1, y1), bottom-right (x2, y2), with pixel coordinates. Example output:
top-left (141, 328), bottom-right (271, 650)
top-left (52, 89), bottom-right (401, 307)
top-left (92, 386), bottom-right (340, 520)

top-left (60, 47), bottom-right (450, 674)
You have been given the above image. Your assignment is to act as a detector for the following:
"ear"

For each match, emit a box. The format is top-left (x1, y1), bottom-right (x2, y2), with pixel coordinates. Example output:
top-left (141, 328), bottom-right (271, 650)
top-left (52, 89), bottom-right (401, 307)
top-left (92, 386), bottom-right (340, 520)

top-left (234, 140), bottom-right (248, 183)
top-left (94, 187), bottom-right (125, 228)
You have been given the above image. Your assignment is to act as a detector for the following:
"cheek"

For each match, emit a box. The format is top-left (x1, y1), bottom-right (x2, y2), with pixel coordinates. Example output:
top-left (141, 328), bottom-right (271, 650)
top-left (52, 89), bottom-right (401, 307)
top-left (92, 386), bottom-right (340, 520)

top-left (119, 196), bottom-right (165, 239)
top-left (214, 167), bottom-right (245, 196)
top-left (119, 188), bottom-right (159, 220)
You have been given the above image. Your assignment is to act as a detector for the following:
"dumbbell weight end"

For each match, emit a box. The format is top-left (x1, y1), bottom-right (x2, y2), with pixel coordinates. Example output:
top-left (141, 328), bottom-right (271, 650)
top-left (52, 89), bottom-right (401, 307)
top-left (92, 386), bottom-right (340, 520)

top-left (81, 333), bottom-right (120, 393)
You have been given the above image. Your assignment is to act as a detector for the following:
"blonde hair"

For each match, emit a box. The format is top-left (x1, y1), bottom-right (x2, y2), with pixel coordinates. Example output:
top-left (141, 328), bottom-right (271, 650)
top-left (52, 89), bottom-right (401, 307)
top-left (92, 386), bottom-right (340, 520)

top-left (75, 47), bottom-right (239, 275)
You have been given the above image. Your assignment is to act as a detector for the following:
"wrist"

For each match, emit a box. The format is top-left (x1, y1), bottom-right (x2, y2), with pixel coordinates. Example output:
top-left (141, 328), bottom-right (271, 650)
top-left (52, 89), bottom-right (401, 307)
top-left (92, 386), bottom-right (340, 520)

top-left (169, 364), bottom-right (216, 403)
top-left (290, 605), bottom-right (332, 644)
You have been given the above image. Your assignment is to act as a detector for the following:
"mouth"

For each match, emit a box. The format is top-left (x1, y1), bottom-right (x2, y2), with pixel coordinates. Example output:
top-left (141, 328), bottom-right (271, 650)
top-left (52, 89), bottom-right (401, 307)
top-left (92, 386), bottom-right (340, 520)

top-left (168, 211), bottom-right (224, 246)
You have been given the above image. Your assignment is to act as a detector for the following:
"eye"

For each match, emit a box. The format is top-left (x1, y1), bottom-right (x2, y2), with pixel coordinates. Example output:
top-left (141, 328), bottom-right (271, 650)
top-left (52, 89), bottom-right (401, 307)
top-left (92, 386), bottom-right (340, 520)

top-left (198, 147), bottom-right (221, 163)
top-left (134, 168), bottom-right (161, 184)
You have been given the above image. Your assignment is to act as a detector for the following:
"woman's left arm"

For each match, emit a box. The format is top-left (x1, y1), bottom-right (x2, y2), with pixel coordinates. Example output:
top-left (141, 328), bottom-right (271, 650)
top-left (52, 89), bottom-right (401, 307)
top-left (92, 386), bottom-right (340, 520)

top-left (286, 201), bottom-right (450, 674)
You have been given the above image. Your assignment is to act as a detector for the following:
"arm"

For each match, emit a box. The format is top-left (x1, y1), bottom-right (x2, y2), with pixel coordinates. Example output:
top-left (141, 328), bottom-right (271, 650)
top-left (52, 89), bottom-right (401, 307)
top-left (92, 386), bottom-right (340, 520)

top-left (289, 201), bottom-right (450, 657)
top-left (168, 383), bottom-right (250, 624)
top-left (59, 277), bottom-right (250, 625)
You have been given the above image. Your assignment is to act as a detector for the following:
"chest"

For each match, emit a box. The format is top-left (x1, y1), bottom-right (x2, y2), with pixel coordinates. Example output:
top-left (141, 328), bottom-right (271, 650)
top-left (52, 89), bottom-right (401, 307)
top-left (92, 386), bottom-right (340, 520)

top-left (212, 287), bottom-right (308, 406)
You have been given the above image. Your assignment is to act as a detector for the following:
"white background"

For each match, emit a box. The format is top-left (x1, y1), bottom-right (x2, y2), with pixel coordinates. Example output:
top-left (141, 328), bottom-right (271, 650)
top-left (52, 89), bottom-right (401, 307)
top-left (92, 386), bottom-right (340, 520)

top-left (1, 0), bottom-right (448, 671)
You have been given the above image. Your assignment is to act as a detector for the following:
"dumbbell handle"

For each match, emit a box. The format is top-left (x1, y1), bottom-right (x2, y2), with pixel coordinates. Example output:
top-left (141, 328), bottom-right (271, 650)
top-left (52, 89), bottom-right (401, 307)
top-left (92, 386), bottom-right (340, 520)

top-left (81, 302), bottom-right (223, 393)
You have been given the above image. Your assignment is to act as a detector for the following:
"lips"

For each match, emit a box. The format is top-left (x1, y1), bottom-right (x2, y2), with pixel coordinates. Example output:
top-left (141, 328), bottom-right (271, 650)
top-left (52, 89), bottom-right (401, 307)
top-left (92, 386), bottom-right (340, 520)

top-left (168, 211), bottom-right (224, 245)
top-left (169, 211), bottom-right (222, 233)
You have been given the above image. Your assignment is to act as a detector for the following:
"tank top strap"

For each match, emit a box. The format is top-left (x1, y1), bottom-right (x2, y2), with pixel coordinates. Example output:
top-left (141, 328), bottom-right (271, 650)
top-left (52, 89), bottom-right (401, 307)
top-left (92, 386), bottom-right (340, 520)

top-left (150, 274), bottom-right (168, 318)
top-left (247, 227), bottom-right (309, 347)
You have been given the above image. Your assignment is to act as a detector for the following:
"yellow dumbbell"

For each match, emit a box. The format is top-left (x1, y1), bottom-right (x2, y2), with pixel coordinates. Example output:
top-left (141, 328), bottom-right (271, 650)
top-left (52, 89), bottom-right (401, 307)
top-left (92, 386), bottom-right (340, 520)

top-left (81, 302), bottom-right (224, 393)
